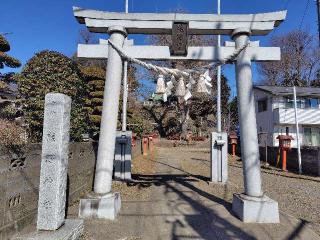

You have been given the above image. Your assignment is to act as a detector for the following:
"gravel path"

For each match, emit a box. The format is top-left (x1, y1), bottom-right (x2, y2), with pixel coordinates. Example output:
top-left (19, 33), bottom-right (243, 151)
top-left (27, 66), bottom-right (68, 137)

top-left (73, 141), bottom-right (320, 240)
top-left (174, 142), bottom-right (320, 236)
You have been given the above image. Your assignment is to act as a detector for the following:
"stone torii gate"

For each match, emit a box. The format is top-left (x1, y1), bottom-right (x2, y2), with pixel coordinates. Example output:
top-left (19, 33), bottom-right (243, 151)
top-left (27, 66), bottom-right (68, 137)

top-left (79, 38), bottom-right (279, 184)
top-left (73, 7), bottom-right (286, 223)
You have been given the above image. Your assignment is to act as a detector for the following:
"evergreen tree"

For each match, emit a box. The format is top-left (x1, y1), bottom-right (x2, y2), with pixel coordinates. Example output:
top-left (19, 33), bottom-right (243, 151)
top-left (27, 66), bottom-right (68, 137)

top-left (0, 34), bottom-right (21, 90)
top-left (81, 66), bottom-right (105, 138)
top-left (17, 50), bottom-right (89, 142)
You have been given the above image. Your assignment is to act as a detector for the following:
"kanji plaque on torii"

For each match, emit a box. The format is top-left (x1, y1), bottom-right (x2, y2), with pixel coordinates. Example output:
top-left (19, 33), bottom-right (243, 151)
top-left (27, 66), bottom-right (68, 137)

top-left (73, 6), bottom-right (286, 223)
top-left (171, 21), bottom-right (189, 56)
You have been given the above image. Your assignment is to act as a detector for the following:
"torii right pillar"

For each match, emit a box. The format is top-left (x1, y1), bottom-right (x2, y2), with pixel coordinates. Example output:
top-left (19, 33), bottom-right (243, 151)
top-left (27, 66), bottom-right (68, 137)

top-left (232, 28), bottom-right (279, 223)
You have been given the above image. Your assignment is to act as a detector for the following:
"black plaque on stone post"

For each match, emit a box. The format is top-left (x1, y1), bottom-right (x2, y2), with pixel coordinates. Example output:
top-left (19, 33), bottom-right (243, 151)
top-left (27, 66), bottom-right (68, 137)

top-left (171, 21), bottom-right (189, 56)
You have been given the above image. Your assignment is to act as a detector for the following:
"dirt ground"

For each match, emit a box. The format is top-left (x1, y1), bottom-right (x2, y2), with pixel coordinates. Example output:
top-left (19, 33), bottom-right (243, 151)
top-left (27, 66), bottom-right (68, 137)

top-left (77, 140), bottom-right (320, 240)
top-left (112, 150), bottom-right (157, 201)
top-left (176, 142), bottom-right (320, 235)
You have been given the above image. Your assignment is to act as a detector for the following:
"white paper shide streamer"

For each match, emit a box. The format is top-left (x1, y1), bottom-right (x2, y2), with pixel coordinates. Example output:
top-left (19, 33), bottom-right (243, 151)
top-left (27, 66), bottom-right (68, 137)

top-left (107, 39), bottom-right (249, 102)
top-left (155, 74), bottom-right (166, 94)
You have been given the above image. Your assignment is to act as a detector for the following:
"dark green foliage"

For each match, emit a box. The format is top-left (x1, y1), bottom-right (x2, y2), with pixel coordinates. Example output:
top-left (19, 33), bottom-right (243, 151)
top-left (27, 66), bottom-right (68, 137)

top-left (128, 113), bottom-right (154, 137)
top-left (17, 50), bottom-right (89, 142)
top-left (0, 35), bottom-right (20, 70)
top-left (81, 66), bottom-right (105, 137)
top-left (189, 93), bottom-right (214, 119)
top-left (228, 96), bottom-right (238, 131)
top-left (0, 35), bottom-right (21, 91)
top-left (80, 64), bottom-right (139, 138)
top-left (0, 52), bottom-right (21, 69)
top-left (0, 35), bottom-right (10, 52)
top-left (90, 91), bottom-right (104, 98)
top-left (0, 104), bottom-right (18, 120)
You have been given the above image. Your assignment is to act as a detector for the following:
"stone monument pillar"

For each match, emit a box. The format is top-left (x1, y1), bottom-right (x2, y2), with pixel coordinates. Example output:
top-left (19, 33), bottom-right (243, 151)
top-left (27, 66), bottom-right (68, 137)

top-left (37, 93), bottom-right (71, 230)
top-left (232, 28), bottom-right (279, 223)
top-left (16, 93), bottom-right (84, 240)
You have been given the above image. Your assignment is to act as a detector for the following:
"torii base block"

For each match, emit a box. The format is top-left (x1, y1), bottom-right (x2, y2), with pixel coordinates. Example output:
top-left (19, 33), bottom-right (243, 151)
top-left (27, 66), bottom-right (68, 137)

top-left (232, 193), bottom-right (280, 223)
top-left (78, 192), bottom-right (121, 220)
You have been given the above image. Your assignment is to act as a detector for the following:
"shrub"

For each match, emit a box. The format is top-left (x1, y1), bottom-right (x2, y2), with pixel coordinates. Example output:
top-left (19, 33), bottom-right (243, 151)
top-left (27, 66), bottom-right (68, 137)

top-left (17, 50), bottom-right (89, 142)
top-left (0, 119), bottom-right (26, 148)
top-left (81, 66), bottom-right (105, 137)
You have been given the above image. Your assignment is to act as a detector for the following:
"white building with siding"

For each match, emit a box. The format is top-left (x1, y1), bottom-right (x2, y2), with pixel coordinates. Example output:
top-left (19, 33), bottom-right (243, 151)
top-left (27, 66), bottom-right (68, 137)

top-left (254, 85), bottom-right (320, 148)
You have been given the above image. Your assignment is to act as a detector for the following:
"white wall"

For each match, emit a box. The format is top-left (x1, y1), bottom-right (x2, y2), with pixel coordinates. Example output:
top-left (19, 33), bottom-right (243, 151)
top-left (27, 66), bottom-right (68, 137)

top-left (254, 89), bottom-right (320, 147)
top-left (254, 89), bottom-right (274, 147)
top-left (276, 108), bottom-right (320, 125)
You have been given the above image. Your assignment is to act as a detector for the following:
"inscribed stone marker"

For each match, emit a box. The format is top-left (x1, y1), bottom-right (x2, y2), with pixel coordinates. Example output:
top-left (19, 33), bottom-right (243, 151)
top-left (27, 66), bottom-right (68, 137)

top-left (37, 93), bottom-right (71, 231)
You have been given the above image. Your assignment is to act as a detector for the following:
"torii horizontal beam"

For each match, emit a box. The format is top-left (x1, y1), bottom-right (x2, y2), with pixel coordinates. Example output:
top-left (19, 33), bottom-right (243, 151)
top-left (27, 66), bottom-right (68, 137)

top-left (77, 44), bottom-right (280, 62)
top-left (84, 19), bottom-right (276, 35)
top-left (73, 7), bottom-right (287, 36)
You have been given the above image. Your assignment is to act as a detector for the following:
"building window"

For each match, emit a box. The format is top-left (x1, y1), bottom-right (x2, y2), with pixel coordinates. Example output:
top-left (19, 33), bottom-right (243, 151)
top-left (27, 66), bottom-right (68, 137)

top-left (285, 97), bottom-right (312, 109)
top-left (304, 128), bottom-right (312, 146)
top-left (305, 99), bottom-right (311, 108)
top-left (285, 97), bottom-right (294, 108)
top-left (303, 127), bottom-right (320, 146)
top-left (258, 99), bottom-right (267, 112)
top-left (306, 98), bottom-right (319, 109)
top-left (286, 97), bottom-right (319, 109)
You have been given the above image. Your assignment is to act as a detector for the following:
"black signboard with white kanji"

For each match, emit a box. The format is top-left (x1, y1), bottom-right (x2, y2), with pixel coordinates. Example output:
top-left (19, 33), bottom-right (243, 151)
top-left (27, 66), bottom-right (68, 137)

top-left (170, 21), bottom-right (189, 56)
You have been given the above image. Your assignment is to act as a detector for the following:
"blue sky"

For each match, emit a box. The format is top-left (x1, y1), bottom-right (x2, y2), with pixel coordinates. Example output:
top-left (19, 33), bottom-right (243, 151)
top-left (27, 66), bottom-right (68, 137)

top-left (1, 0), bottom-right (318, 96)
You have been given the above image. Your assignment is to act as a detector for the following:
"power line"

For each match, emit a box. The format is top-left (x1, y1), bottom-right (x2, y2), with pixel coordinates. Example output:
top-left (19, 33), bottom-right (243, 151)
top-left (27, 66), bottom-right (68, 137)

top-left (316, 0), bottom-right (320, 46)
top-left (270, 0), bottom-right (291, 39)
top-left (284, 0), bottom-right (291, 9)
top-left (299, 0), bottom-right (311, 30)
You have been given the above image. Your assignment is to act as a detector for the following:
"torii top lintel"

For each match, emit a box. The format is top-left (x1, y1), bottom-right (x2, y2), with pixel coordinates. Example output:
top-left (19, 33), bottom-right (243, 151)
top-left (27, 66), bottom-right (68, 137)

top-left (73, 6), bottom-right (287, 36)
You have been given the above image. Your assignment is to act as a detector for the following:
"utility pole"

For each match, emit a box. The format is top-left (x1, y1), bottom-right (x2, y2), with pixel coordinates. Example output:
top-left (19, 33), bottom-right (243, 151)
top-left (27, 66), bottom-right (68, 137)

top-left (293, 86), bottom-right (302, 174)
top-left (317, 0), bottom-right (320, 46)
top-left (217, 0), bottom-right (222, 133)
top-left (125, 0), bottom-right (129, 13)
top-left (122, 0), bottom-right (129, 131)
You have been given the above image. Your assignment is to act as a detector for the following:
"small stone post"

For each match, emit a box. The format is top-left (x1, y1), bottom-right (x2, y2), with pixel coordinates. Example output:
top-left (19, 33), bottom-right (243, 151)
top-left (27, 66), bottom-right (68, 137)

top-left (210, 132), bottom-right (228, 183)
top-left (142, 137), bottom-right (148, 156)
top-left (94, 26), bottom-right (127, 194)
top-left (114, 131), bottom-right (132, 181)
top-left (37, 93), bottom-right (71, 230)
top-left (148, 136), bottom-right (154, 152)
top-left (232, 28), bottom-right (279, 223)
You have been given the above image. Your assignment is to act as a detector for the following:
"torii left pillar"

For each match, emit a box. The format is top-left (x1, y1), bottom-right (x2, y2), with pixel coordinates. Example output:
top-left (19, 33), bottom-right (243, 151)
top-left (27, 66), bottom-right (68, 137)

top-left (79, 26), bottom-right (126, 220)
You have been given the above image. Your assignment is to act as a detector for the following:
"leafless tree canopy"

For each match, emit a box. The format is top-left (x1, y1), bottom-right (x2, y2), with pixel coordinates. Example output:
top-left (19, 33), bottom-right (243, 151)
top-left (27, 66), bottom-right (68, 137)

top-left (258, 29), bottom-right (320, 87)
